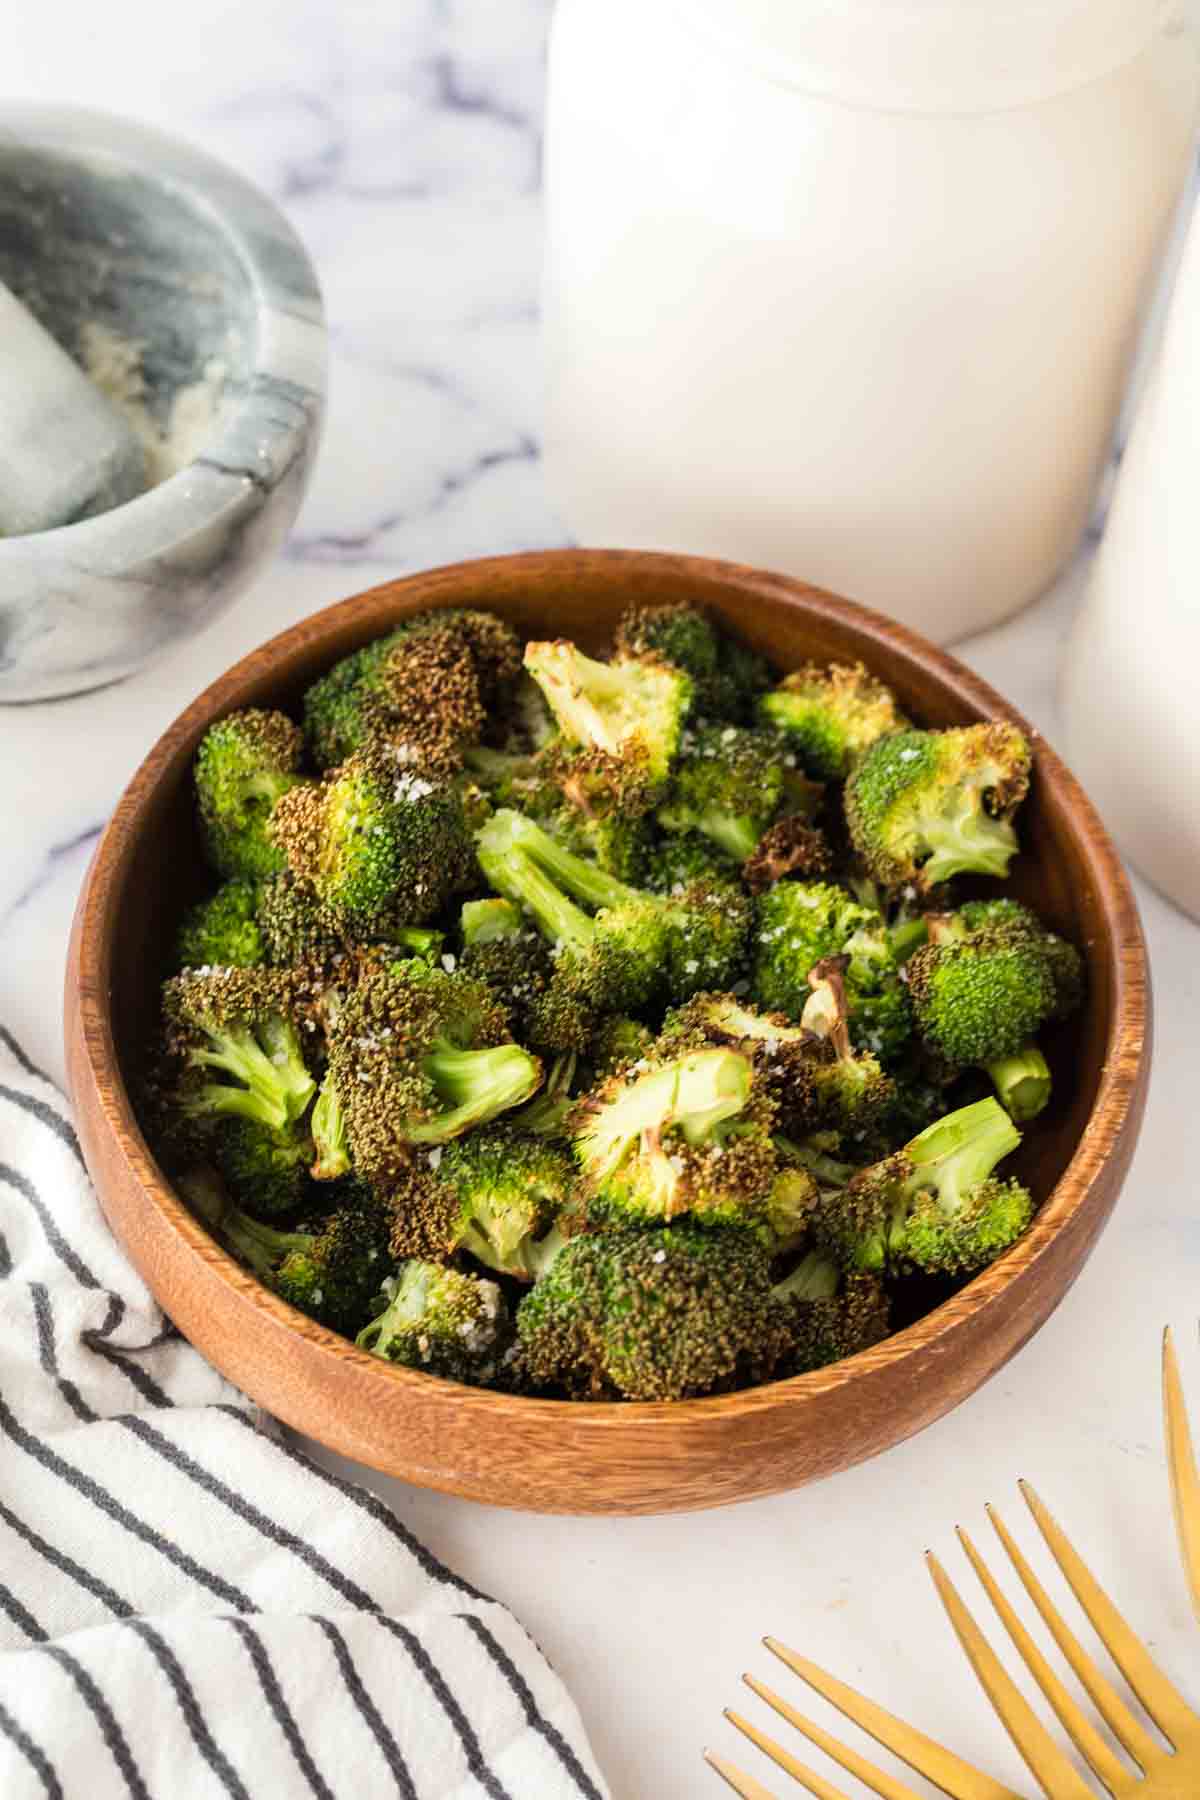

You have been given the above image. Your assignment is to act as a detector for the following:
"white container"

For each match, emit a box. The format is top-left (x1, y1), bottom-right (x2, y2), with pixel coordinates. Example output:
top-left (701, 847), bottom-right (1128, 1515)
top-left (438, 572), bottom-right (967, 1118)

top-left (542, 0), bottom-right (1198, 643)
top-left (1061, 202), bottom-right (1200, 923)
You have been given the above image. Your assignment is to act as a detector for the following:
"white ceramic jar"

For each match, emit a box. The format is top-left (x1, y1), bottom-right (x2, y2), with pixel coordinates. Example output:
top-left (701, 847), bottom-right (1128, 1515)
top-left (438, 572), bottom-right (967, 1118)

top-left (542, 0), bottom-right (1198, 642)
top-left (1061, 199), bottom-right (1200, 924)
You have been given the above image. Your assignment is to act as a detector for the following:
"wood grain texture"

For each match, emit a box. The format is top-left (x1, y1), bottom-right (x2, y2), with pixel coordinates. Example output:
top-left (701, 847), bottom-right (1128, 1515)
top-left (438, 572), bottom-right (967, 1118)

top-left (63, 550), bottom-right (1151, 1515)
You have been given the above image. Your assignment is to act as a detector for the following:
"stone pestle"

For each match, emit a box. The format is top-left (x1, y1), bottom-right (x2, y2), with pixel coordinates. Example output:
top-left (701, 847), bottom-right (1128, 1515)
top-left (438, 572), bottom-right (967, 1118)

top-left (0, 280), bottom-right (147, 536)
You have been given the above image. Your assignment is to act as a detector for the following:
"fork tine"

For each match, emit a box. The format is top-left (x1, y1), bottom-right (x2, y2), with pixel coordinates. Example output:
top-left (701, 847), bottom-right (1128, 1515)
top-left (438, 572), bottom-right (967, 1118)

top-left (705, 1747), bottom-right (787, 1799)
top-left (1021, 1478), bottom-right (1199, 1743)
top-left (958, 1523), bottom-right (1129, 1794)
top-left (764, 1637), bottom-right (1023, 1799)
top-left (741, 1676), bottom-right (930, 1800)
top-left (1163, 1327), bottom-right (1200, 1622)
top-left (986, 1503), bottom-right (1158, 1773)
top-left (727, 1703), bottom-right (882, 1799)
top-left (927, 1552), bottom-right (1094, 1800)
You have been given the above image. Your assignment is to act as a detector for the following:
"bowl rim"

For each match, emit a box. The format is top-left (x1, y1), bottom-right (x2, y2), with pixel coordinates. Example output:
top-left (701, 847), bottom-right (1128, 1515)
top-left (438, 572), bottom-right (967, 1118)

top-left (0, 102), bottom-right (326, 563)
top-left (68, 548), bottom-right (1150, 1432)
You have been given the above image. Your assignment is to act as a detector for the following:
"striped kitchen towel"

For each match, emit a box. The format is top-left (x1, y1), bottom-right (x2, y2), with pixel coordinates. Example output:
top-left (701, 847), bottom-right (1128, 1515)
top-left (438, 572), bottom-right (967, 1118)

top-left (0, 1027), bottom-right (609, 1800)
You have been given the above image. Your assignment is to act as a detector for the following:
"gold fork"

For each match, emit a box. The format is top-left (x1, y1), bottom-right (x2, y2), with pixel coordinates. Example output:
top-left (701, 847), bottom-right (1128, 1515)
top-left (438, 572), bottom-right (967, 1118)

top-left (707, 1328), bottom-right (1200, 1799)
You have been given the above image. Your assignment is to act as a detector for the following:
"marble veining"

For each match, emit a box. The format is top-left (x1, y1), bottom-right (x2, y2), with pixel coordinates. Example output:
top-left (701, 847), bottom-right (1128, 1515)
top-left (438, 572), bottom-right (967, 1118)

top-left (1, 8), bottom-right (1199, 1799)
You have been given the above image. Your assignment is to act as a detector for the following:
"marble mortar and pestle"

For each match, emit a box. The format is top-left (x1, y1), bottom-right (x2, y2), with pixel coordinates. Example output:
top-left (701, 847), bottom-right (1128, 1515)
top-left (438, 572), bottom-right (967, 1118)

top-left (0, 105), bottom-right (327, 703)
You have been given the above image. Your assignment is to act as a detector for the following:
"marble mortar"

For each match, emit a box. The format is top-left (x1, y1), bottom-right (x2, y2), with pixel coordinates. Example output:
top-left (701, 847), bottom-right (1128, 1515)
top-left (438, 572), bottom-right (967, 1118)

top-left (0, 105), bottom-right (326, 702)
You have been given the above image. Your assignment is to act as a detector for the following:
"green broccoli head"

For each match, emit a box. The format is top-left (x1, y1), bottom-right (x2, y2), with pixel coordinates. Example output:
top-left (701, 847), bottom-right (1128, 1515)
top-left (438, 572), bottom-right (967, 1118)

top-left (655, 993), bottom-right (821, 1143)
top-left (613, 602), bottom-right (772, 724)
top-left (752, 880), bottom-right (912, 1063)
top-left (357, 1261), bottom-right (509, 1385)
top-left (514, 1225), bottom-right (792, 1400)
top-left (642, 831), bottom-right (740, 895)
top-left (658, 723), bottom-right (817, 862)
top-left (931, 900), bottom-right (1085, 1023)
top-left (586, 1014), bottom-right (655, 1080)
top-left (771, 1249), bottom-right (891, 1374)
top-left (161, 967), bottom-right (318, 1139)
top-left (175, 879), bottom-right (265, 972)
top-left (907, 916), bottom-right (1081, 1068)
top-left (253, 872), bottom-right (344, 968)
top-left (194, 709), bottom-right (306, 880)
top-left (208, 1116), bottom-right (312, 1218)
top-left (523, 639), bottom-right (692, 790)
top-left (302, 609), bottom-right (522, 772)
top-left (268, 742), bottom-right (475, 932)
top-left (429, 1127), bottom-right (575, 1279)
top-left (845, 723), bottom-right (1031, 891)
top-left (570, 1046), bottom-right (778, 1231)
top-left (324, 963), bottom-right (542, 1182)
top-left (813, 1097), bottom-right (1033, 1277)
top-left (758, 661), bottom-right (908, 780)
top-left (184, 1171), bottom-right (394, 1337)
top-left (476, 808), bottom-right (666, 1014)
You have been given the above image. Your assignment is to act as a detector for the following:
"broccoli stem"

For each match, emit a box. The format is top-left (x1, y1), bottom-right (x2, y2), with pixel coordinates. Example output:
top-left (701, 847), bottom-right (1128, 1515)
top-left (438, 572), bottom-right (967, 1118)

top-left (503, 811), bottom-right (639, 913)
top-left (920, 803), bottom-right (1019, 886)
top-left (461, 897), bottom-right (522, 947)
top-left (773, 1250), bottom-right (841, 1304)
top-left (411, 1043), bottom-right (542, 1143)
top-left (902, 1097), bottom-right (1021, 1216)
top-left (986, 1043), bottom-right (1052, 1123)
top-left (311, 1071), bottom-right (350, 1180)
top-left (887, 916), bottom-right (929, 963)
top-left (219, 1207), bottom-right (312, 1281)
top-left (485, 846), bottom-right (596, 950)
top-left (657, 800), bottom-right (757, 861)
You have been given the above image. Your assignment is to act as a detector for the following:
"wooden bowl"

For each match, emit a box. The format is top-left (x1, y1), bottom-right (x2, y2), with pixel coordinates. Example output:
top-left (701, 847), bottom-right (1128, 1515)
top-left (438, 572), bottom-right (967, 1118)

top-left (64, 550), bottom-right (1151, 1515)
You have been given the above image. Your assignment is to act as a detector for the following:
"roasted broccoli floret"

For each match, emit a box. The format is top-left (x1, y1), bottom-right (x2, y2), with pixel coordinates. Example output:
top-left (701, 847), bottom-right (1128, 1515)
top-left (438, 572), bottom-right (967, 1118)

top-left (658, 723), bottom-right (818, 861)
top-left (477, 809), bottom-right (751, 1011)
top-left (255, 872), bottom-right (345, 968)
top-left (752, 880), bottom-right (912, 1062)
top-left (570, 1046), bottom-right (777, 1230)
top-left (906, 910), bottom-right (1083, 1070)
top-left (302, 609), bottom-right (522, 771)
top-left (209, 1116), bottom-right (312, 1218)
top-left (157, 968), bottom-right (319, 1214)
top-left (771, 1249), bottom-right (891, 1373)
top-left (426, 1127), bottom-right (575, 1279)
top-left (175, 879), bottom-right (265, 971)
top-left (613, 601), bottom-right (772, 724)
top-left (514, 1225), bottom-right (791, 1400)
top-left (161, 968), bottom-right (317, 1137)
top-left (324, 963), bottom-right (542, 1181)
top-left (742, 817), bottom-right (834, 894)
top-left (586, 1014), bottom-right (655, 1079)
top-left (184, 1169), bottom-right (392, 1335)
top-left (845, 723), bottom-right (1031, 891)
top-left (642, 831), bottom-right (739, 895)
top-left (655, 992), bottom-right (821, 1141)
top-left (194, 709), bottom-right (306, 879)
top-left (357, 1261), bottom-right (508, 1384)
top-left (268, 742), bottom-right (474, 932)
top-left (524, 639), bottom-right (692, 790)
top-left (758, 662), bottom-right (907, 780)
top-left (813, 1097), bottom-right (1032, 1276)
top-left (466, 740), bottom-right (655, 881)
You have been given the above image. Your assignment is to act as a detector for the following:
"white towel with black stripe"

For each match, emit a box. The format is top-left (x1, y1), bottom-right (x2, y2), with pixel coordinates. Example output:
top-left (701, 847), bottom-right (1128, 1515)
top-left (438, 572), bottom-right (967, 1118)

top-left (0, 1028), bottom-right (610, 1800)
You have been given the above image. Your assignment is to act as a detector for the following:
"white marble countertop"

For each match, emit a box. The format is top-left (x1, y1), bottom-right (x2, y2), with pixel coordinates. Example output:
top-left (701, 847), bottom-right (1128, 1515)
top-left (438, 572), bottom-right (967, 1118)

top-left (5, 7), bottom-right (1200, 1797)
